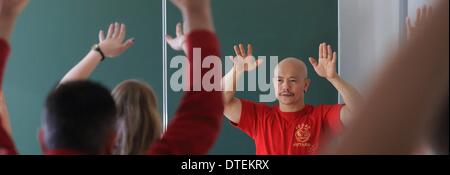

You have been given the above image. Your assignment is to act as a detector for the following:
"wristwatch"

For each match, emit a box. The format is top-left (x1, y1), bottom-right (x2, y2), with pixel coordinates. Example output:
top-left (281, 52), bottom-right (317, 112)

top-left (92, 44), bottom-right (106, 61)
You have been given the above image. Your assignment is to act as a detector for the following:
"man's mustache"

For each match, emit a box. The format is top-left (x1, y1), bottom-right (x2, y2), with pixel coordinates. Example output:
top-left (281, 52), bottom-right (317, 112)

top-left (279, 91), bottom-right (294, 96)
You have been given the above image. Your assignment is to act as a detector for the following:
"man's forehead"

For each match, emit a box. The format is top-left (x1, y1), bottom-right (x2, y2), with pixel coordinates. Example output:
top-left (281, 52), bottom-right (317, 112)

top-left (276, 74), bottom-right (300, 79)
top-left (274, 65), bottom-right (305, 77)
top-left (274, 57), bottom-right (308, 78)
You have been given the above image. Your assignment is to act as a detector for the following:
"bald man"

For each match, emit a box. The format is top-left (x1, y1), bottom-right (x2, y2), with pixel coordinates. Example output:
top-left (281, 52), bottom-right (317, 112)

top-left (222, 43), bottom-right (362, 155)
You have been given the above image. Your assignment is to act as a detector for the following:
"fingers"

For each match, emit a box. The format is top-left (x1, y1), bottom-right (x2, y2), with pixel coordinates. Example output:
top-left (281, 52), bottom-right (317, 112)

top-left (99, 30), bottom-right (105, 42)
top-left (417, 6), bottom-right (427, 25)
top-left (416, 8), bottom-right (422, 24)
top-left (319, 42), bottom-right (335, 60)
top-left (406, 17), bottom-right (413, 31)
top-left (234, 45), bottom-right (242, 57)
top-left (332, 52), bottom-right (337, 64)
top-left (239, 44), bottom-right (246, 57)
top-left (165, 35), bottom-right (175, 46)
top-left (176, 22), bottom-right (183, 37)
top-left (309, 57), bottom-right (318, 67)
top-left (104, 22), bottom-right (128, 41)
top-left (113, 22), bottom-right (120, 38)
top-left (318, 43), bottom-right (322, 58)
top-left (321, 43), bottom-right (328, 59)
top-left (107, 23), bottom-right (114, 38)
top-left (247, 44), bottom-right (253, 56)
top-left (319, 43), bottom-right (325, 58)
top-left (413, 5), bottom-right (433, 30)
top-left (118, 23), bottom-right (126, 40)
top-left (165, 35), bottom-right (174, 42)
top-left (121, 38), bottom-right (135, 51)
top-left (234, 43), bottom-right (253, 57)
top-left (327, 45), bottom-right (333, 59)
top-left (422, 5), bottom-right (428, 20)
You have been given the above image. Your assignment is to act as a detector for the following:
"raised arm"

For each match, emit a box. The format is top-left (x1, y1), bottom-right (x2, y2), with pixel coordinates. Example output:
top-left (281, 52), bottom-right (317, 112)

top-left (309, 43), bottom-right (363, 126)
top-left (148, 0), bottom-right (225, 155)
top-left (60, 23), bottom-right (134, 83)
top-left (223, 44), bottom-right (263, 124)
top-left (0, 0), bottom-right (29, 155)
top-left (0, 91), bottom-right (11, 136)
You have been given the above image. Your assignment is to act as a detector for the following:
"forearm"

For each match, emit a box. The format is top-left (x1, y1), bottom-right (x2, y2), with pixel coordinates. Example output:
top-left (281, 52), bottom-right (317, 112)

top-left (181, 5), bottom-right (214, 33)
top-left (0, 39), bottom-right (11, 136)
top-left (60, 50), bottom-right (102, 84)
top-left (0, 15), bottom-right (18, 41)
top-left (328, 76), bottom-right (363, 112)
top-left (222, 67), bottom-right (243, 104)
top-left (0, 117), bottom-right (17, 154)
top-left (0, 91), bottom-right (11, 137)
top-left (149, 30), bottom-right (223, 155)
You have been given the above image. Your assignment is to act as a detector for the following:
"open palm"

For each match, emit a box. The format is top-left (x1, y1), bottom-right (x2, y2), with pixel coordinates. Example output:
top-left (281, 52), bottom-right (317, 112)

top-left (166, 22), bottom-right (186, 51)
top-left (309, 43), bottom-right (338, 79)
top-left (230, 44), bottom-right (263, 73)
top-left (406, 5), bottom-right (432, 40)
top-left (98, 23), bottom-right (134, 58)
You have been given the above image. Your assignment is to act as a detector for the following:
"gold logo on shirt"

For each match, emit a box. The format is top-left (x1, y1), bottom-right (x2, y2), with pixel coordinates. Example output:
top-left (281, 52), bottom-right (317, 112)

top-left (294, 123), bottom-right (311, 147)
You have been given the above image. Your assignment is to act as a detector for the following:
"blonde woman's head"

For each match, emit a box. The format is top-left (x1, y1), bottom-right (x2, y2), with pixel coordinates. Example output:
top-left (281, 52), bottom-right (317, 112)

top-left (112, 80), bottom-right (161, 155)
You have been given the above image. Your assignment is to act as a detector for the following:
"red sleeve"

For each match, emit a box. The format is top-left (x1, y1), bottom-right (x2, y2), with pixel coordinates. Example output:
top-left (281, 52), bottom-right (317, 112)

top-left (0, 39), bottom-right (17, 155)
top-left (231, 99), bottom-right (271, 138)
top-left (0, 119), bottom-right (17, 155)
top-left (321, 104), bottom-right (344, 136)
top-left (0, 39), bottom-right (11, 87)
top-left (147, 30), bottom-right (224, 155)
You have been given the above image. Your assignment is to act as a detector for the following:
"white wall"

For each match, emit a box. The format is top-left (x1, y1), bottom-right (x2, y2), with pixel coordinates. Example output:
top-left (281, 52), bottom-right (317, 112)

top-left (338, 0), bottom-right (403, 101)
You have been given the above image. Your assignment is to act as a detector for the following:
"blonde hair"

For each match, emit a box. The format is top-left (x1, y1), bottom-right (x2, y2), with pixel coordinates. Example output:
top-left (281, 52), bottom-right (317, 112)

top-left (112, 80), bottom-right (161, 155)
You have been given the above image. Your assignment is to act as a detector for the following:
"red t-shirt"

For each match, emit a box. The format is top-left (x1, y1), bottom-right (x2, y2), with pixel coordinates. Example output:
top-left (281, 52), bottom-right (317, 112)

top-left (233, 99), bottom-right (344, 155)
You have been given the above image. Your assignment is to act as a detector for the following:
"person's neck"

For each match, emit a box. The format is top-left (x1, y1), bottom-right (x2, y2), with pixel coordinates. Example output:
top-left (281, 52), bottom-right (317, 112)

top-left (279, 101), bottom-right (305, 112)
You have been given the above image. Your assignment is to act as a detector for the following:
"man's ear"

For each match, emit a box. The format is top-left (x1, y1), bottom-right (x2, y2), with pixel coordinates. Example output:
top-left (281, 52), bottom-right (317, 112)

top-left (304, 79), bottom-right (311, 93)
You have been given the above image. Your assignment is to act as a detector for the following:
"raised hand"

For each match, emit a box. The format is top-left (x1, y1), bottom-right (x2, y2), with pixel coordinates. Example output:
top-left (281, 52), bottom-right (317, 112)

top-left (309, 43), bottom-right (338, 79)
top-left (98, 22), bottom-right (134, 58)
top-left (230, 44), bottom-right (263, 73)
top-left (406, 5), bottom-right (432, 40)
top-left (166, 22), bottom-right (186, 52)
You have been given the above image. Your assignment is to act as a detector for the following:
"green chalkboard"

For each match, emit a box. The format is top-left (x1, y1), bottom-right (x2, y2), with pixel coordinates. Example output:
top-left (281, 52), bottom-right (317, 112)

top-left (5, 0), bottom-right (163, 155)
top-left (167, 0), bottom-right (338, 154)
